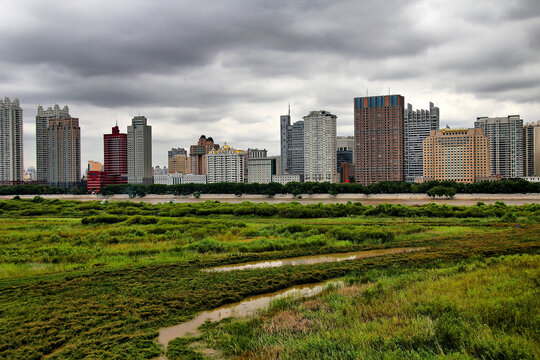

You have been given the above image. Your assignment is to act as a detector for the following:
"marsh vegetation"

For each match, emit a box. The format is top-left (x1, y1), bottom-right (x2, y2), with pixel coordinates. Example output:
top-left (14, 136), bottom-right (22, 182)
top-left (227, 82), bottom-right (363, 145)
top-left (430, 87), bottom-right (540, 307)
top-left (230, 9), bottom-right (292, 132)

top-left (0, 198), bottom-right (538, 359)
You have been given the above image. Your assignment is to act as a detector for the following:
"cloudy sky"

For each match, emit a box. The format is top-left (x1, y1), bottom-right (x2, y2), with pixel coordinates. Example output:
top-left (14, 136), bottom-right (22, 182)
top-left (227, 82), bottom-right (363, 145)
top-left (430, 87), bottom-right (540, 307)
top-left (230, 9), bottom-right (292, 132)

top-left (2, 0), bottom-right (539, 169)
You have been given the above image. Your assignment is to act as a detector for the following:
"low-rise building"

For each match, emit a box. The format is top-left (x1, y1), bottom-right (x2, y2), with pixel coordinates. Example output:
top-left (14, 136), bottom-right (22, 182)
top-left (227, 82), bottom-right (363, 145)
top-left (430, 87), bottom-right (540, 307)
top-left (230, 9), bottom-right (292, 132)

top-left (271, 174), bottom-right (303, 185)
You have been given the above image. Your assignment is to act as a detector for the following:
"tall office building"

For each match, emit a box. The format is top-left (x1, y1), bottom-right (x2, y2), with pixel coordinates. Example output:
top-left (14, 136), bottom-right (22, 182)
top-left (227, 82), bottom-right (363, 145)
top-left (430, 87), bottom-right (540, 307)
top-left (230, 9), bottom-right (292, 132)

top-left (280, 109), bottom-right (304, 176)
top-left (303, 111), bottom-right (338, 183)
top-left (190, 135), bottom-right (219, 175)
top-left (36, 104), bottom-right (70, 183)
top-left (423, 128), bottom-right (490, 183)
top-left (474, 115), bottom-right (523, 178)
top-left (523, 121), bottom-right (540, 177)
top-left (354, 95), bottom-right (405, 185)
top-left (48, 117), bottom-right (81, 188)
top-left (104, 124), bottom-right (127, 182)
top-left (337, 136), bottom-right (354, 183)
top-left (0, 98), bottom-right (23, 184)
top-left (280, 111), bottom-right (291, 174)
top-left (207, 144), bottom-right (245, 183)
top-left (168, 148), bottom-right (189, 174)
top-left (404, 102), bottom-right (440, 182)
top-left (127, 115), bottom-right (152, 184)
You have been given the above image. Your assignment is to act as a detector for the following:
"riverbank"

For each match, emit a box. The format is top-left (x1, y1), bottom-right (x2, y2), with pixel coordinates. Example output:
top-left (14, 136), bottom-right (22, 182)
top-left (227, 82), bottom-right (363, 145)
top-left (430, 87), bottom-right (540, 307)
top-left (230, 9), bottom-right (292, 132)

top-left (2, 192), bottom-right (540, 205)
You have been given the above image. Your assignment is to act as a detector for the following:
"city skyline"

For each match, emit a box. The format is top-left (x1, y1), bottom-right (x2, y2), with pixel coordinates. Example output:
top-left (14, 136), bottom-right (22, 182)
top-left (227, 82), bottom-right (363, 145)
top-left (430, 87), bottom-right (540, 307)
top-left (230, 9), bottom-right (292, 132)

top-left (0, 1), bottom-right (538, 169)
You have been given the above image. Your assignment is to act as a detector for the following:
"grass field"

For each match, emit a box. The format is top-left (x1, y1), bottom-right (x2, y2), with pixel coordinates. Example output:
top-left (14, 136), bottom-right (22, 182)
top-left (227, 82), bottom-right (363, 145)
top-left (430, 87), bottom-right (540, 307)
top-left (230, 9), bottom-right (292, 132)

top-left (0, 198), bottom-right (538, 359)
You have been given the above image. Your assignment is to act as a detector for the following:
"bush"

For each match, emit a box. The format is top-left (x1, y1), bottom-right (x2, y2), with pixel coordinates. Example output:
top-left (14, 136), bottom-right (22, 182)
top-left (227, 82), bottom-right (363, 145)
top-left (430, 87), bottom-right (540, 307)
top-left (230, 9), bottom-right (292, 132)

top-left (185, 238), bottom-right (227, 253)
top-left (81, 215), bottom-right (127, 225)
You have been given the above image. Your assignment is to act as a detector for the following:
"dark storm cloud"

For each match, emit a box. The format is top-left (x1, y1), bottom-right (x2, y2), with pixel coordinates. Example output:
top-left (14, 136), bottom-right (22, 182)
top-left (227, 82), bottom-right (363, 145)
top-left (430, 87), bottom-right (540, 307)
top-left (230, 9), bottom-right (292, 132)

top-left (1, 0), bottom-right (539, 167)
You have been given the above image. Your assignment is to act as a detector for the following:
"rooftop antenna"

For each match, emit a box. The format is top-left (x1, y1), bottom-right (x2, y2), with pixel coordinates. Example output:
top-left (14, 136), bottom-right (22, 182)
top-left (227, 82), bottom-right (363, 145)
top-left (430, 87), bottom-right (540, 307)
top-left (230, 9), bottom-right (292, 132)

top-left (288, 101), bottom-right (290, 117)
top-left (366, 88), bottom-right (368, 97)
top-left (388, 87), bottom-right (391, 96)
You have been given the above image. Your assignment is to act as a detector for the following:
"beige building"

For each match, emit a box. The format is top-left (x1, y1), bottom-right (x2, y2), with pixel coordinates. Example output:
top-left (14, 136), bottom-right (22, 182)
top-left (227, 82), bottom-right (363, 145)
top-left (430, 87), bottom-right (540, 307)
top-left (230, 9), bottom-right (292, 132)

top-left (168, 148), bottom-right (190, 174)
top-left (523, 121), bottom-right (540, 177)
top-left (423, 128), bottom-right (490, 183)
top-left (48, 117), bottom-right (81, 188)
top-left (87, 160), bottom-right (103, 172)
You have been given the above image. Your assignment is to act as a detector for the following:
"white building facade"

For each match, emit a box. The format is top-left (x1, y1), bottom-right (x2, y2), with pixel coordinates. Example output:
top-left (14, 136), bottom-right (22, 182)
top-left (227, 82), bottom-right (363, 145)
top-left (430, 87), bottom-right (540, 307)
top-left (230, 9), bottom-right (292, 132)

top-left (303, 111), bottom-right (338, 183)
top-left (206, 144), bottom-right (245, 183)
top-left (0, 98), bottom-right (23, 183)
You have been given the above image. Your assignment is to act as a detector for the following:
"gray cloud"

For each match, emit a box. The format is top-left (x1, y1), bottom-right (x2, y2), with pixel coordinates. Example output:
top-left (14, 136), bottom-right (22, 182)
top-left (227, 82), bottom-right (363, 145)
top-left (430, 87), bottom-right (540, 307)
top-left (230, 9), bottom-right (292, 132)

top-left (0, 0), bottom-right (538, 168)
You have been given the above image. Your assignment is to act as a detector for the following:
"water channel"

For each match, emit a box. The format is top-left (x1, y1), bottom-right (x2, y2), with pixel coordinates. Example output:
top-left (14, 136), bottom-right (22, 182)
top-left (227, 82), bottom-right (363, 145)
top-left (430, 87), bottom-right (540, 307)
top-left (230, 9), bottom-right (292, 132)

top-left (158, 279), bottom-right (342, 350)
top-left (206, 247), bottom-right (426, 272)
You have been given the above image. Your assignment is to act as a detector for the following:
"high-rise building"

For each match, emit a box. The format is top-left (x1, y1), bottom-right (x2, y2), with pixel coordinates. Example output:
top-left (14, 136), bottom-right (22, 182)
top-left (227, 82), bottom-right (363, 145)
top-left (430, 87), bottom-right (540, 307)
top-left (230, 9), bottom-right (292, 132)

top-left (104, 124), bottom-right (128, 182)
top-left (280, 111), bottom-right (291, 175)
top-left (207, 144), bottom-right (245, 183)
top-left (190, 135), bottom-right (219, 175)
top-left (423, 128), bottom-right (490, 183)
top-left (168, 148), bottom-right (189, 174)
top-left (303, 111), bottom-right (338, 183)
top-left (474, 115), bottom-right (523, 178)
top-left (354, 95), bottom-right (405, 185)
top-left (36, 104), bottom-right (70, 183)
top-left (48, 117), bottom-right (81, 188)
top-left (523, 121), bottom-right (540, 177)
top-left (336, 136), bottom-right (354, 183)
top-left (0, 97), bottom-right (23, 184)
top-left (404, 102), bottom-right (440, 182)
top-left (127, 115), bottom-right (152, 184)
top-left (280, 109), bottom-right (304, 176)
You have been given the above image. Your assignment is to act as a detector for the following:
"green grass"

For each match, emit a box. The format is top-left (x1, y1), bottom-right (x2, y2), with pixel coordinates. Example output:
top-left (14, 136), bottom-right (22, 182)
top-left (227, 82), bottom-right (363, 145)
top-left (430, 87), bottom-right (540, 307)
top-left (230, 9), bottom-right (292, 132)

top-left (203, 254), bottom-right (539, 359)
top-left (0, 199), bottom-right (538, 359)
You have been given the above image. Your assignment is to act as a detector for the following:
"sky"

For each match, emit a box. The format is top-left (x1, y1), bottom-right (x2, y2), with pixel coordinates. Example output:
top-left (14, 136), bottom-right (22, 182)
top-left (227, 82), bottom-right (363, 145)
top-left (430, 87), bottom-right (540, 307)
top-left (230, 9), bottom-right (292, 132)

top-left (1, 0), bottom-right (539, 169)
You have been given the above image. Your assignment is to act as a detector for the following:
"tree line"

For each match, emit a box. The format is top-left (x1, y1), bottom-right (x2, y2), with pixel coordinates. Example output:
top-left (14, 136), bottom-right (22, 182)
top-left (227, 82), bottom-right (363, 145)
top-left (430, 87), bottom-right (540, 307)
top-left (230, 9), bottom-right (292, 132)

top-left (0, 179), bottom-right (539, 196)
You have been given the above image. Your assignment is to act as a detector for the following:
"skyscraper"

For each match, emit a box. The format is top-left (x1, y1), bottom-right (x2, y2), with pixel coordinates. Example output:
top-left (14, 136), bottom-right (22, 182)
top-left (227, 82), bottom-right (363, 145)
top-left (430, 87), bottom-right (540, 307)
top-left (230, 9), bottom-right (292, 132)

top-left (127, 115), bottom-right (152, 184)
top-left (48, 117), bottom-right (81, 188)
top-left (280, 108), bottom-right (304, 176)
top-left (36, 104), bottom-right (70, 183)
top-left (404, 102), bottom-right (440, 182)
top-left (189, 135), bottom-right (219, 175)
top-left (104, 124), bottom-right (127, 182)
top-left (523, 121), bottom-right (540, 177)
top-left (423, 128), bottom-right (490, 183)
top-left (474, 115), bottom-right (523, 178)
top-left (280, 111), bottom-right (291, 175)
top-left (303, 110), bottom-right (338, 183)
top-left (354, 95), bottom-right (405, 185)
top-left (0, 97), bottom-right (23, 184)
top-left (290, 121), bottom-right (305, 176)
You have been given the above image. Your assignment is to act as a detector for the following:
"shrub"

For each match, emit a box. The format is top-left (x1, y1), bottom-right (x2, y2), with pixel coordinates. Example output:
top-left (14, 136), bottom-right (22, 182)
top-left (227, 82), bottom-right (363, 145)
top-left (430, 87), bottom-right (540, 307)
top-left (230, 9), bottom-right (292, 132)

top-left (81, 215), bottom-right (127, 225)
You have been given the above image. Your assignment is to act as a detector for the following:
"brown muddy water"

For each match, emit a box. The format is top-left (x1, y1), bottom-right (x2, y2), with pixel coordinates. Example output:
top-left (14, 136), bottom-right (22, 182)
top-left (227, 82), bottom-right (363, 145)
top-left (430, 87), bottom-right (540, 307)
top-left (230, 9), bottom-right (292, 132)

top-left (157, 279), bottom-right (342, 350)
top-left (205, 247), bottom-right (426, 272)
